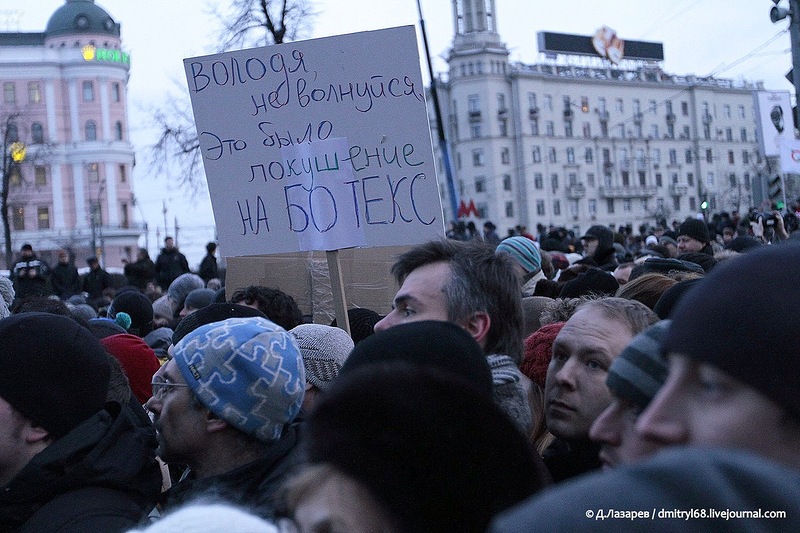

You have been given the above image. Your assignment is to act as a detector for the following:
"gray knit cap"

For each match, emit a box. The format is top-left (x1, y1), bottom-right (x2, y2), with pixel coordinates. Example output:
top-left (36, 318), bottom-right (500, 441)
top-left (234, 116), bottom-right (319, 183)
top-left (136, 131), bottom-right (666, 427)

top-left (167, 273), bottom-right (204, 308)
top-left (291, 324), bottom-right (354, 390)
top-left (606, 320), bottom-right (670, 408)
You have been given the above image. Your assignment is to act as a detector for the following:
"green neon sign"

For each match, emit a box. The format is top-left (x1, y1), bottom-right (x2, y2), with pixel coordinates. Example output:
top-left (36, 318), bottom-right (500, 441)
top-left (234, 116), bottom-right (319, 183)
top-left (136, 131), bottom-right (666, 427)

top-left (82, 45), bottom-right (130, 65)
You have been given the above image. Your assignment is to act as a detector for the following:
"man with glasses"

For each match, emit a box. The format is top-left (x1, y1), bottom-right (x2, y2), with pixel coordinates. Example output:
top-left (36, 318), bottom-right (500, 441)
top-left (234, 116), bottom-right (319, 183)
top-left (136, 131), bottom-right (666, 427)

top-left (145, 315), bottom-right (305, 520)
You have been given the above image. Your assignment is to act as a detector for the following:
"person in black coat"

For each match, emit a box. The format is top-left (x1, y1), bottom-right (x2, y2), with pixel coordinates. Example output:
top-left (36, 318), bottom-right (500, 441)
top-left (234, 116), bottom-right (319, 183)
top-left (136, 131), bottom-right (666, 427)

top-left (51, 249), bottom-right (81, 299)
top-left (198, 242), bottom-right (218, 284)
top-left (154, 237), bottom-right (189, 291)
top-left (124, 248), bottom-right (156, 291)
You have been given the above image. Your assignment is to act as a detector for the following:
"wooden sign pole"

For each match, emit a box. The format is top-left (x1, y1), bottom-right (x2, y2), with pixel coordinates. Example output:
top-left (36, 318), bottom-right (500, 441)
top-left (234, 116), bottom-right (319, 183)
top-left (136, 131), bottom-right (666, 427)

top-left (326, 249), bottom-right (350, 336)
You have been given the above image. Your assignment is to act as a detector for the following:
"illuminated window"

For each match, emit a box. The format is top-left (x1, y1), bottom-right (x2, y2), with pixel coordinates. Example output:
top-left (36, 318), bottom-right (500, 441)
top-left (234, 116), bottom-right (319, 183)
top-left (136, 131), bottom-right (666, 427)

top-left (12, 206), bottom-right (24, 230)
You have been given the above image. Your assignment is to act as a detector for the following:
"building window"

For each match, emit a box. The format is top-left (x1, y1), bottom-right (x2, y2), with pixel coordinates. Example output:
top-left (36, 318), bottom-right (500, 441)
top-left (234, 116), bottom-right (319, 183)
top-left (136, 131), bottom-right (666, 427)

top-left (618, 124), bottom-right (626, 138)
top-left (112, 82), bottom-right (121, 102)
top-left (649, 100), bottom-right (657, 114)
top-left (740, 128), bottom-right (747, 142)
top-left (651, 124), bottom-right (659, 138)
top-left (7, 123), bottom-right (18, 143)
top-left (477, 202), bottom-right (488, 218)
top-left (585, 148), bottom-right (593, 163)
top-left (742, 151), bottom-right (750, 165)
top-left (582, 122), bottom-right (591, 138)
top-left (468, 94), bottom-right (480, 114)
top-left (551, 173), bottom-right (559, 190)
top-left (528, 92), bottom-right (537, 110)
top-left (531, 119), bottom-right (539, 136)
top-left (88, 162), bottom-right (100, 182)
top-left (82, 81), bottom-right (94, 102)
top-left (639, 171), bottom-right (646, 186)
top-left (472, 149), bottom-right (484, 166)
top-left (37, 206), bottom-right (50, 229)
top-left (548, 147), bottom-right (557, 163)
top-left (706, 149), bottom-right (713, 163)
top-left (3, 83), bottom-right (15, 105)
top-left (475, 177), bottom-right (486, 193)
top-left (553, 199), bottom-right (561, 215)
top-left (726, 128), bottom-right (733, 141)
top-left (673, 196), bottom-right (681, 211)
top-left (505, 201), bottom-right (514, 218)
top-left (687, 173), bottom-right (694, 186)
top-left (621, 171), bottom-right (630, 187)
top-left (534, 173), bottom-right (543, 190)
top-left (669, 149), bottom-right (677, 165)
top-left (623, 199), bottom-right (632, 212)
top-left (568, 172), bottom-right (578, 185)
top-left (690, 197), bottom-right (697, 211)
top-left (729, 173), bottom-right (737, 188)
top-left (9, 165), bottom-right (21, 186)
top-left (641, 198), bottom-right (649, 212)
top-left (598, 97), bottom-right (607, 113)
top-left (652, 149), bottom-right (661, 165)
top-left (34, 166), bottom-right (46, 186)
top-left (121, 203), bottom-right (129, 228)
top-left (115, 121), bottom-right (124, 141)
top-left (500, 147), bottom-right (510, 165)
top-left (723, 105), bottom-right (731, 118)
top-left (536, 199), bottom-right (545, 216)
top-left (499, 119), bottom-right (508, 137)
top-left (738, 105), bottom-right (746, 119)
top-left (681, 101), bottom-right (689, 116)
top-left (606, 198), bottom-right (615, 214)
top-left (588, 199), bottom-right (597, 215)
top-left (502, 174), bottom-right (512, 191)
top-left (685, 149), bottom-right (693, 164)
top-left (655, 173), bottom-right (663, 187)
top-left (569, 199), bottom-right (579, 217)
top-left (587, 173), bottom-right (595, 187)
top-left (85, 120), bottom-right (97, 141)
top-left (703, 124), bottom-right (711, 140)
top-left (532, 146), bottom-right (541, 163)
top-left (470, 123), bottom-right (481, 139)
top-left (564, 121), bottom-right (573, 137)
top-left (119, 164), bottom-right (127, 182)
top-left (12, 206), bottom-right (24, 230)
top-left (707, 172), bottom-right (715, 186)
top-left (28, 82), bottom-right (41, 104)
top-left (497, 93), bottom-right (506, 112)
top-left (657, 197), bottom-right (665, 210)
top-left (543, 94), bottom-right (552, 110)
top-left (728, 151), bottom-right (735, 164)
top-left (546, 121), bottom-right (554, 137)
top-left (567, 147), bottom-right (575, 164)
top-left (581, 96), bottom-right (589, 112)
top-left (671, 172), bottom-right (679, 184)
top-left (615, 98), bottom-right (623, 113)
top-left (31, 122), bottom-right (44, 144)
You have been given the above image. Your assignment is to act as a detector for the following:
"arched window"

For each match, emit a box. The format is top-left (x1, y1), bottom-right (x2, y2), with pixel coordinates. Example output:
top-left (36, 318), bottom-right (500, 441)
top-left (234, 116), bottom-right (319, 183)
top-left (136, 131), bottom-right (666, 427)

top-left (115, 121), bottom-right (123, 141)
top-left (85, 120), bottom-right (97, 141)
top-left (31, 122), bottom-right (44, 144)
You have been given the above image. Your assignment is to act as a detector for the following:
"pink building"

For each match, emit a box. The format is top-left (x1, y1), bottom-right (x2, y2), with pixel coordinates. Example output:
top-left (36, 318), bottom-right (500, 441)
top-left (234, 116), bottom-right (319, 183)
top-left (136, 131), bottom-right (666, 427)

top-left (0, 0), bottom-right (140, 269)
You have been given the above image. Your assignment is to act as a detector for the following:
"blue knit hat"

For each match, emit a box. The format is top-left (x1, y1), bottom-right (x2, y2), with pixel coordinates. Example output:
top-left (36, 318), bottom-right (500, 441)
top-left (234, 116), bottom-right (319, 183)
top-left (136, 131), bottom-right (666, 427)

top-left (496, 236), bottom-right (542, 275)
top-left (172, 316), bottom-right (305, 442)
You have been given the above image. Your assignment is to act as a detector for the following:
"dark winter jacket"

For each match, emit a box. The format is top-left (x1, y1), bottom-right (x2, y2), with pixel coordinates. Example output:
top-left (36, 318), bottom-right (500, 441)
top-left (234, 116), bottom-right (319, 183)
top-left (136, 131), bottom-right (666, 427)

top-left (124, 258), bottom-right (156, 291)
top-left (198, 253), bottom-right (218, 283)
top-left (541, 437), bottom-right (602, 483)
top-left (0, 402), bottom-right (162, 532)
top-left (154, 248), bottom-right (189, 291)
top-left (82, 267), bottom-right (112, 301)
top-left (10, 255), bottom-right (51, 299)
top-left (159, 423), bottom-right (303, 520)
top-left (51, 262), bottom-right (81, 299)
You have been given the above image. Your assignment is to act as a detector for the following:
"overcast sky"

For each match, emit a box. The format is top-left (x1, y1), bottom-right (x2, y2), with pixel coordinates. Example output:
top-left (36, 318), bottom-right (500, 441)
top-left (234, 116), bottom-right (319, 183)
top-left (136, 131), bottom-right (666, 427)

top-left (4, 0), bottom-right (793, 264)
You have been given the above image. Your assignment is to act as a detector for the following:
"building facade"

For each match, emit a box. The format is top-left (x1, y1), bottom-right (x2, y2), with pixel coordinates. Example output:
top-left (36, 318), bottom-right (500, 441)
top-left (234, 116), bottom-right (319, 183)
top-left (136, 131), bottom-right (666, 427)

top-left (436, 0), bottom-right (766, 237)
top-left (0, 0), bottom-right (140, 269)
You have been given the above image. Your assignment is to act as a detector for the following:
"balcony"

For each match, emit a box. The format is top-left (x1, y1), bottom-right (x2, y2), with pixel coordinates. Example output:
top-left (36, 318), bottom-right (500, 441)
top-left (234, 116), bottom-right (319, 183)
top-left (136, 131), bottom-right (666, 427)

top-left (566, 184), bottom-right (586, 198)
top-left (670, 183), bottom-right (689, 196)
top-left (599, 186), bottom-right (658, 198)
top-left (468, 110), bottom-right (482, 123)
top-left (563, 108), bottom-right (574, 120)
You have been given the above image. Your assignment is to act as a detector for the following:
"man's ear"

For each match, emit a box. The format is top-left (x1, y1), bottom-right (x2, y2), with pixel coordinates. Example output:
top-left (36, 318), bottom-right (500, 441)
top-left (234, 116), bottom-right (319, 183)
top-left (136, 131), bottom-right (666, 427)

top-left (204, 410), bottom-right (229, 433)
top-left (464, 311), bottom-right (491, 347)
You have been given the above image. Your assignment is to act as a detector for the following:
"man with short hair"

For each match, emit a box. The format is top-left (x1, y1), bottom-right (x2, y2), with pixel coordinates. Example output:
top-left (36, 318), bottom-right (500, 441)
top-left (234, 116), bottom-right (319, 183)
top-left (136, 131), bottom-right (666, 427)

top-left (146, 316), bottom-right (305, 519)
top-left (374, 239), bottom-right (532, 433)
top-left (155, 237), bottom-right (190, 291)
top-left (589, 320), bottom-right (670, 469)
top-left (51, 249), bottom-right (81, 299)
top-left (0, 313), bottom-right (161, 530)
top-left (543, 297), bottom-right (658, 481)
top-left (82, 256), bottom-right (112, 304)
top-left (230, 285), bottom-right (304, 331)
top-left (198, 242), bottom-right (219, 284)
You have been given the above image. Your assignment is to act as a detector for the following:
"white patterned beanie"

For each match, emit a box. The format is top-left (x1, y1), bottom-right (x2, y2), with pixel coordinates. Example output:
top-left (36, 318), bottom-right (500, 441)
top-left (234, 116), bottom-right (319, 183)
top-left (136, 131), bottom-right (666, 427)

top-left (172, 316), bottom-right (305, 443)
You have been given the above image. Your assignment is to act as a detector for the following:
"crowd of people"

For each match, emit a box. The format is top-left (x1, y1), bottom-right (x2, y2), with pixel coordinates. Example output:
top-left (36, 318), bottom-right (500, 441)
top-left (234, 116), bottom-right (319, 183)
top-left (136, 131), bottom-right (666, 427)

top-left (1, 213), bottom-right (799, 531)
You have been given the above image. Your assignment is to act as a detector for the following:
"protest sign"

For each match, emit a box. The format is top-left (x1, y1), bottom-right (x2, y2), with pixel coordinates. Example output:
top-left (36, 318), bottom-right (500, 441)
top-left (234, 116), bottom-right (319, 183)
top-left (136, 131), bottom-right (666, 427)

top-left (184, 25), bottom-right (445, 257)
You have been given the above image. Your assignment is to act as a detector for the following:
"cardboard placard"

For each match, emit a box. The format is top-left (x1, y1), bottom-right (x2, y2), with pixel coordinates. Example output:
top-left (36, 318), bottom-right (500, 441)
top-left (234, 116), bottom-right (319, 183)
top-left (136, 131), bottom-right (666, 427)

top-left (185, 26), bottom-right (445, 256)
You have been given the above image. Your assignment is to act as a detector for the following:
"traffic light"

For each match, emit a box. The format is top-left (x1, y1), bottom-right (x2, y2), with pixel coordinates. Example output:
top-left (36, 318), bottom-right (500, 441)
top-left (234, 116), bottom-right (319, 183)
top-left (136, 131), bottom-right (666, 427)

top-left (768, 174), bottom-right (784, 209)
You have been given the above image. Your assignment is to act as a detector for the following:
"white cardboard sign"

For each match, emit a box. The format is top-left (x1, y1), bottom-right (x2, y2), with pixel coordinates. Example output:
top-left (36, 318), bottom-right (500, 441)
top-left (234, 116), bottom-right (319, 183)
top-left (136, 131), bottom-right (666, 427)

top-left (184, 26), bottom-right (445, 256)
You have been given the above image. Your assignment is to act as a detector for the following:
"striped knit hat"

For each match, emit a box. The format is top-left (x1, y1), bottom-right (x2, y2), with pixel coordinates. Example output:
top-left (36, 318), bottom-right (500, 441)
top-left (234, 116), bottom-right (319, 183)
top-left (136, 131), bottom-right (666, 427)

top-left (605, 320), bottom-right (670, 408)
top-left (496, 236), bottom-right (541, 275)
